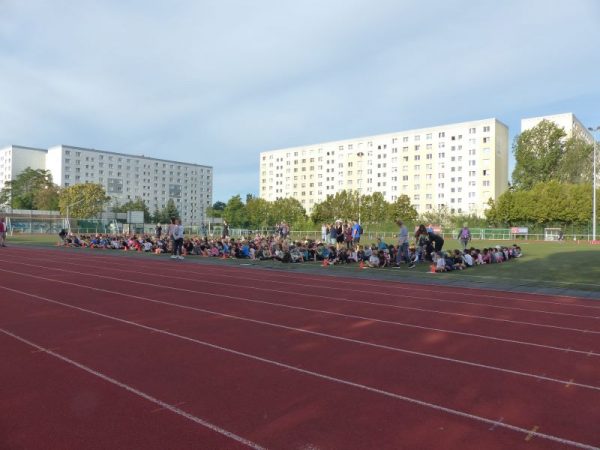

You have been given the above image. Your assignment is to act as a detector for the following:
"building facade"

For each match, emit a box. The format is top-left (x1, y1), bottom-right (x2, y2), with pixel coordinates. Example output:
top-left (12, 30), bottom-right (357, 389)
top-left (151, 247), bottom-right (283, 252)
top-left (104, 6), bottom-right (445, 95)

top-left (521, 113), bottom-right (594, 144)
top-left (1, 144), bottom-right (212, 224)
top-left (260, 118), bottom-right (509, 217)
top-left (0, 145), bottom-right (47, 192)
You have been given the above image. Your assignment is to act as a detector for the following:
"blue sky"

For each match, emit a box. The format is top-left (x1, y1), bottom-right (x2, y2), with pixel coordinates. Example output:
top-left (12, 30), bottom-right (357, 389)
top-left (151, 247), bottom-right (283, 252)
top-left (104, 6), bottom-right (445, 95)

top-left (1, 0), bottom-right (599, 202)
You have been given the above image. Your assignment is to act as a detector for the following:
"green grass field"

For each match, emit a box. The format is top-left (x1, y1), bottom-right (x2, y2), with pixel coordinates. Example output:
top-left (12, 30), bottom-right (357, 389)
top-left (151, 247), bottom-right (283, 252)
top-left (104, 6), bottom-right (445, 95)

top-left (5, 234), bottom-right (600, 296)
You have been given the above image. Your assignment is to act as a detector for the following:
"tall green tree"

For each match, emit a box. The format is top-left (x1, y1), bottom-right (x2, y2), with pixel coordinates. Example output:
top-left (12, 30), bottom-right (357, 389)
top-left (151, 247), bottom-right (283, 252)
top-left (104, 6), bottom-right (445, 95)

top-left (59, 183), bottom-right (110, 218)
top-left (557, 136), bottom-right (594, 184)
top-left (0, 168), bottom-right (59, 210)
top-left (245, 197), bottom-right (273, 229)
top-left (223, 195), bottom-right (247, 227)
top-left (311, 190), bottom-right (359, 224)
top-left (360, 192), bottom-right (389, 224)
top-left (512, 120), bottom-right (566, 190)
top-left (387, 194), bottom-right (418, 223)
top-left (271, 197), bottom-right (307, 225)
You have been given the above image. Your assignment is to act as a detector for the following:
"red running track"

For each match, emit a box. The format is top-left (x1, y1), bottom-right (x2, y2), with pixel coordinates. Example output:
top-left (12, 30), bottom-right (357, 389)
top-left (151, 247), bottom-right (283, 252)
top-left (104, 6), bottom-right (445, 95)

top-left (0, 246), bottom-right (599, 450)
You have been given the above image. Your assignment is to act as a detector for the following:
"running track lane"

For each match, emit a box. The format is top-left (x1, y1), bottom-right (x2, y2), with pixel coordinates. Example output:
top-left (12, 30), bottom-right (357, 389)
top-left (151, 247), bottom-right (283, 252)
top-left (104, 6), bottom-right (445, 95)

top-left (10, 245), bottom-right (600, 308)
top-left (1, 287), bottom-right (561, 450)
top-left (2, 271), bottom-right (599, 447)
top-left (0, 255), bottom-right (596, 448)
top-left (3, 259), bottom-right (599, 389)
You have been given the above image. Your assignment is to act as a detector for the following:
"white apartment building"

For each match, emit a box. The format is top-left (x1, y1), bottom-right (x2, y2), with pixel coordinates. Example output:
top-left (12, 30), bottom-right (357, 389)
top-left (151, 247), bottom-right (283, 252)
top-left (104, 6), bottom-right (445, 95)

top-left (1, 144), bottom-right (213, 224)
top-left (0, 145), bottom-right (47, 192)
top-left (521, 113), bottom-right (594, 144)
top-left (260, 118), bottom-right (509, 217)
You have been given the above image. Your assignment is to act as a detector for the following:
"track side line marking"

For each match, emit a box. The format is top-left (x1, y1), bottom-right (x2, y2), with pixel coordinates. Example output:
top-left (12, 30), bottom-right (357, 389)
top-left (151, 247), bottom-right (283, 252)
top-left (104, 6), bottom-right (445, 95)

top-left (3, 283), bottom-right (600, 391)
top-left (1, 264), bottom-right (598, 338)
top-left (1, 267), bottom-right (599, 361)
top-left (9, 254), bottom-right (600, 317)
top-left (0, 292), bottom-right (596, 450)
top-left (0, 328), bottom-right (265, 450)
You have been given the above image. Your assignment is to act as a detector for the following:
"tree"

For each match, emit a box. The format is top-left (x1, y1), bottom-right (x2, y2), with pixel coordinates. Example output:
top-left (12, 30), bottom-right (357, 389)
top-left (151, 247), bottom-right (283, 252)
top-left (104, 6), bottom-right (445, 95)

top-left (0, 167), bottom-right (59, 210)
top-left (418, 205), bottom-right (454, 228)
top-left (33, 184), bottom-right (60, 210)
top-left (557, 136), bottom-right (594, 184)
top-left (206, 200), bottom-right (226, 219)
top-left (222, 195), bottom-right (247, 228)
top-left (388, 195), bottom-right (418, 223)
top-left (512, 120), bottom-right (566, 190)
top-left (113, 198), bottom-right (151, 222)
top-left (59, 183), bottom-right (110, 218)
top-left (487, 181), bottom-right (595, 226)
top-left (360, 192), bottom-right (389, 224)
top-left (311, 190), bottom-right (358, 224)
top-left (154, 199), bottom-right (180, 224)
top-left (271, 197), bottom-right (307, 225)
top-left (245, 197), bottom-right (273, 229)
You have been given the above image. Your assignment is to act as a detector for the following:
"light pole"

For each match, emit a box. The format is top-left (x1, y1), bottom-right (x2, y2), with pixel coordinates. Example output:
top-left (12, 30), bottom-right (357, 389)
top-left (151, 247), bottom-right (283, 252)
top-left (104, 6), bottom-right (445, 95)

top-left (587, 126), bottom-right (598, 241)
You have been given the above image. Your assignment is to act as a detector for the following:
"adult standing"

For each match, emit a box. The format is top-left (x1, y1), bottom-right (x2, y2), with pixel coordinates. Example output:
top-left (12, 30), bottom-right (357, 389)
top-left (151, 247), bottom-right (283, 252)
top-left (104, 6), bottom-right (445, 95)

top-left (351, 220), bottom-right (362, 244)
top-left (222, 220), bottom-right (229, 240)
top-left (321, 223), bottom-right (328, 242)
top-left (396, 219), bottom-right (414, 268)
top-left (457, 223), bottom-right (471, 250)
top-left (171, 218), bottom-right (185, 260)
top-left (0, 217), bottom-right (6, 247)
top-left (155, 223), bottom-right (162, 239)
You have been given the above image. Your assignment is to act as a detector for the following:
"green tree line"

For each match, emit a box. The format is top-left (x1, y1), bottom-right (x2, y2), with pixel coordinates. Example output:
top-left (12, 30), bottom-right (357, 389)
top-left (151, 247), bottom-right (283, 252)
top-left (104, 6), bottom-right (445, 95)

top-left (487, 119), bottom-right (597, 227)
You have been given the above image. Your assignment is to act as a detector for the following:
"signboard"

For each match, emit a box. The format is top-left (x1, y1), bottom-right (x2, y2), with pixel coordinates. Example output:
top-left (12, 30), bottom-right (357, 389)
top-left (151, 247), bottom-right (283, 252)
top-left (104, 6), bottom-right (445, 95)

top-left (510, 227), bottom-right (529, 235)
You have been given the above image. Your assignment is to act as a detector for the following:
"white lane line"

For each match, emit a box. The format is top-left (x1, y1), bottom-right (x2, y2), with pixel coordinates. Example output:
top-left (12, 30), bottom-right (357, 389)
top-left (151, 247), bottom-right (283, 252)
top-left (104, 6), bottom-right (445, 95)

top-left (1, 266), bottom-right (599, 359)
top-left (2, 283), bottom-right (599, 392)
top-left (18, 255), bottom-right (598, 321)
top-left (2, 261), bottom-right (599, 337)
top-left (0, 327), bottom-right (265, 450)
top-left (489, 417), bottom-right (504, 431)
top-left (11, 252), bottom-right (600, 312)
top-left (0, 290), bottom-right (596, 450)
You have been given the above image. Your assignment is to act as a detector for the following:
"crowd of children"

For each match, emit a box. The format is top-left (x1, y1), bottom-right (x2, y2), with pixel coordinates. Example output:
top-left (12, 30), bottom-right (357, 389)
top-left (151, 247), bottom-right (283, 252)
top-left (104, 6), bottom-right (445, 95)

top-left (57, 227), bottom-right (522, 273)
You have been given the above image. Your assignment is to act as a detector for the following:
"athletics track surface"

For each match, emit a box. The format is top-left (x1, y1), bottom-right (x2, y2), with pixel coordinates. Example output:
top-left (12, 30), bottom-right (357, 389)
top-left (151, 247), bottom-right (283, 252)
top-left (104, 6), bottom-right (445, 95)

top-left (0, 246), bottom-right (599, 450)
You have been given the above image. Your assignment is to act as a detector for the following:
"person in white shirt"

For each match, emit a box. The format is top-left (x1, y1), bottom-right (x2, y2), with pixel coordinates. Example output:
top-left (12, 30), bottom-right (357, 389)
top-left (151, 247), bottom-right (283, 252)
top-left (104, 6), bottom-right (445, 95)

top-left (171, 219), bottom-right (185, 260)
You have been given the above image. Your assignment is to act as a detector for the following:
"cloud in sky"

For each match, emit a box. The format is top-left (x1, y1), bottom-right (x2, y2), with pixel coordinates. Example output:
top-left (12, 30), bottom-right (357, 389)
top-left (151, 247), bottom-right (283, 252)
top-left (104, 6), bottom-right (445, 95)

top-left (1, 0), bottom-right (599, 201)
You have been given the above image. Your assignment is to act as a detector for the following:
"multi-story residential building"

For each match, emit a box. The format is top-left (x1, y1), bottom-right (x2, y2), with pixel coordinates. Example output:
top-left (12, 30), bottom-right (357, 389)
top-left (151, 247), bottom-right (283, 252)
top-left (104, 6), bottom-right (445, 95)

top-left (260, 118), bottom-right (509, 217)
top-left (1, 144), bottom-right (213, 224)
top-left (0, 145), bottom-right (47, 192)
top-left (521, 113), bottom-right (594, 144)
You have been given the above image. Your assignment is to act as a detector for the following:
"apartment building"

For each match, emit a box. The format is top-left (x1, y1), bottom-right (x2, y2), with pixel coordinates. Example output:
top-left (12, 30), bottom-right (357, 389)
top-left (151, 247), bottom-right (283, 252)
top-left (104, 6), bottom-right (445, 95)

top-left (0, 145), bottom-right (47, 192)
top-left (1, 144), bottom-right (213, 224)
top-left (521, 113), bottom-right (594, 144)
top-left (259, 118), bottom-right (509, 217)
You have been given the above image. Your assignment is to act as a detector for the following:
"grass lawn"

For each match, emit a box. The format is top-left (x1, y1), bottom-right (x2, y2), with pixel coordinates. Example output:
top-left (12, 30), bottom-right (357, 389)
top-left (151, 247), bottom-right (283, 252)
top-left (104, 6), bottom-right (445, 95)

top-left (5, 234), bottom-right (600, 296)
